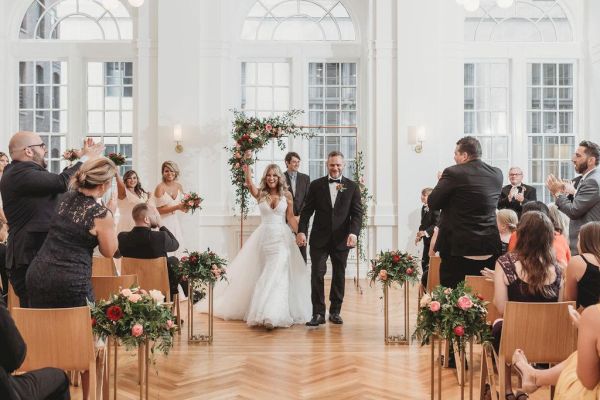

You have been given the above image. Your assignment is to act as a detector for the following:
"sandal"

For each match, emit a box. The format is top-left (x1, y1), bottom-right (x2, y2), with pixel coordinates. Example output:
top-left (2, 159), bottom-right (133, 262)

top-left (511, 349), bottom-right (540, 394)
top-left (515, 391), bottom-right (529, 400)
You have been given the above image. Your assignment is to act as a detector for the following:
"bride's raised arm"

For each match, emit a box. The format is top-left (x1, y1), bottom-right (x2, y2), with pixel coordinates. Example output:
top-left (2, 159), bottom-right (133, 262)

top-left (284, 191), bottom-right (298, 233)
top-left (243, 164), bottom-right (260, 200)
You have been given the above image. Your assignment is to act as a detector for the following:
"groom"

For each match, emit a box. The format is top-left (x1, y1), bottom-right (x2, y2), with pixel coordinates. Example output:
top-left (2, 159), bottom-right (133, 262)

top-left (297, 151), bottom-right (362, 326)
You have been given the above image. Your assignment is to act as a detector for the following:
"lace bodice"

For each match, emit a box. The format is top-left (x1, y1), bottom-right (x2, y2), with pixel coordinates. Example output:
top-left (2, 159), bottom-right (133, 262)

top-left (258, 196), bottom-right (287, 224)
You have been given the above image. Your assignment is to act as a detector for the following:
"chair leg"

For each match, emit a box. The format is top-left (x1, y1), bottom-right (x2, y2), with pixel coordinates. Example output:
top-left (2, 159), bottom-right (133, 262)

top-left (89, 361), bottom-right (97, 400)
top-left (479, 350), bottom-right (488, 400)
top-left (175, 294), bottom-right (181, 335)
top-left (498, 355), bottom-right (506, 400)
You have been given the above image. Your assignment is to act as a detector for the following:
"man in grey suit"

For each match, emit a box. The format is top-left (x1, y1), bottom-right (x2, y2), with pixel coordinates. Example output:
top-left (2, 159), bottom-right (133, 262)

top-left (548, 140), bottom-right (600, 254)
top-left (284, 152), bottom-right (310, 262)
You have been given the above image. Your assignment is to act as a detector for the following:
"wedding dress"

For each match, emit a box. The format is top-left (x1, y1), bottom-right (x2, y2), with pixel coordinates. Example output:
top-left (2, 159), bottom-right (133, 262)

top-left (200, 197), bottom-right (311, 328)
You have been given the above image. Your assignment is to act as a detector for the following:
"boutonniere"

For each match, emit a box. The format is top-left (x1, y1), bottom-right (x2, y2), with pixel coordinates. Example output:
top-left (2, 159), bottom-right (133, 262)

top-left (336, 183), bottom-right (347, 192)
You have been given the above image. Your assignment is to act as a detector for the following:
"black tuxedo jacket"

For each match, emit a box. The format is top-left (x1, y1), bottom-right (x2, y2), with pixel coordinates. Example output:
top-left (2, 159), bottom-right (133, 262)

top-left (118, 226), bottom-right (179, 259)
top-left (284, 171), bottom-right (311, 216)
top-left (0, 160), bottom-right (82, 270)
top-left (299, 176), bottom-right (363, 250)
top-left (428, 159), bottom-right (503, 257)
top-left (497, 183), bottom-right (537, 215)
top-left (419, 206), bottom-right (440, 237)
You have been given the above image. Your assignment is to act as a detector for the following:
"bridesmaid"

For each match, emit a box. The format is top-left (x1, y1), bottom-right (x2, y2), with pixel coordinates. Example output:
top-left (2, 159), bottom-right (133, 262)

top-left (116, 170), bottom-right (149, 233)
top-left (153, 161), bottom-right (187, 256)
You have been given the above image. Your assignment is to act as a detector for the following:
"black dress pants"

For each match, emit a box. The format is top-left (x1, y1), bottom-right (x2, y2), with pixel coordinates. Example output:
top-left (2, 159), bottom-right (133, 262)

top-left (309, 244), bottom-right (349, 316)
top-left (439, 255), bottom-right (497, 289)
top-left (10, 368), bottom-right (70, 400)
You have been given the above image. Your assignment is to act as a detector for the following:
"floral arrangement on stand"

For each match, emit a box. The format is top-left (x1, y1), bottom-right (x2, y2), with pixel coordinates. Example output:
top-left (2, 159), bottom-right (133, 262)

top-left (107, 152), bottom-right (127, 166)
top-left (181, 192), bottom-right (203, 215)
top-left (351, 151), bottom-right (373, 261)
top-left (62, 149), bottom-right (80, 164)
top-left (368, 250), bottom-right (420, 287)
top-left (177, 249), bottom-right (228, 285)
top-left (413, 282), bottom-right (491, 350)
top-left (225, 109), bottom-right (311, 218)
top-left (89, 287), bottom-right (177, 356)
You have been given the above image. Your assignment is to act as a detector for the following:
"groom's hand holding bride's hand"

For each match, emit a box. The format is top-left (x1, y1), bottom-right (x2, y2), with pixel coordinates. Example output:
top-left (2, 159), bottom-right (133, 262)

top-left (296, 232), bottom-right (307, 247)
top-left (346, 234), bottom-right (357, 248)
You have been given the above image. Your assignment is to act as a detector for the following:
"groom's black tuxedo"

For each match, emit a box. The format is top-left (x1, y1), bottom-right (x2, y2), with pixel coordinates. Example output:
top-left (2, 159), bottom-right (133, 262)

top-left (299, 176), bottom-right (362, 316)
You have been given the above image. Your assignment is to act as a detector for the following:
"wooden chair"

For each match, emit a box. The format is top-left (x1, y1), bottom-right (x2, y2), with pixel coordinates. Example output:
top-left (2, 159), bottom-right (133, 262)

top-left (92, 275), bottom-right (138, 301)
top-left (485, 301), bottom-right (577, 400)
top-left (12, 306), bottom-right (98, 400)
top-left (426, 255), bottom-right (441, 293)
top-left (465, 275), bottom-right (500, 324)
top-left (92, 257), bottom-right (117, 277)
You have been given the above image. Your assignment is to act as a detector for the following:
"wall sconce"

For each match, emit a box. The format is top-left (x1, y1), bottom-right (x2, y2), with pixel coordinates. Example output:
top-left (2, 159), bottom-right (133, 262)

top-left (173, 124), bottom-right (183, 153)
top-left (408, 125), bottom-right (426, 153)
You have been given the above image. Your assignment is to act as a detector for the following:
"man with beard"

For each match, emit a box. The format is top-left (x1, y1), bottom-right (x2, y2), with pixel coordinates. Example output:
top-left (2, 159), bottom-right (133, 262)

top-left (547, 140), bottom-right (600, 254)
top-left (0, 131), bottom-right (102, 307)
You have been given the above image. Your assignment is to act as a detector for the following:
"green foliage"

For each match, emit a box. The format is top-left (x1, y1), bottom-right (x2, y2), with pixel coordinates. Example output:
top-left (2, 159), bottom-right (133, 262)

top-left (176, 249), bottom-right (228, 284)
top-left (351, 151), bottom-right (373, 261)
top-left (367, 250), bottom-right (420, 287)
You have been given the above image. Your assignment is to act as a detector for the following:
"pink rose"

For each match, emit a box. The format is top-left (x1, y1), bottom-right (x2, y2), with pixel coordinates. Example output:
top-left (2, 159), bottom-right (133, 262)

top-left (429, 301), bottom-right (441, 312)
top-left (184, 194), bottom-right (190, 200)
top-left (166, 320), bottom-right (174, 329)
top-left (453, 325), bottom-right (465, 337)
top-left (235, 152), bottom-right (241, 159)
top-left (139, 289), bottom-right (147, 295)
top-left (121, 288), bottom-right (132, 297)
top-left (235, 163), bottom-right (240, 168)
top-left (265, 124), bottom-right (273, 132)
top-left (131, 324), bottom-right (144, 337)
top-left (128, 293), bottom-right (142, 303)
top-left (235, 144), bottom-right (241, 149)
top-left (457, 295), bottom-right (473, 310)
top-left (187, 201), bottom-right (194, 206)
top-left (378, 269), bottom-right (388, 281)
top-left (406, 268), bottom-right (413, 275)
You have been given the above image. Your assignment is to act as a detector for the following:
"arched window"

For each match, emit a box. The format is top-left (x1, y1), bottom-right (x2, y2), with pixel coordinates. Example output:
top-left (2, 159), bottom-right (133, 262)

top-left (242, 0), bottom-right (355, 41)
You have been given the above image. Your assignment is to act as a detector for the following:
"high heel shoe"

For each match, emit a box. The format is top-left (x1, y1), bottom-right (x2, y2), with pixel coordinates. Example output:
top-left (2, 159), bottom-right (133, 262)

top-left (511, 349), bottom-right (541, 394)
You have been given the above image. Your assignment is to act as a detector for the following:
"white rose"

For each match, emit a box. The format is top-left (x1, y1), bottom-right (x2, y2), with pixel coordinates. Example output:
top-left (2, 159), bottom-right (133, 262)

top-left (420, 293), bottom-right (432, 308)
top-left (149, 289), bottom-right (165, 305)
top-left (250, 132), bottom-right (258, 139)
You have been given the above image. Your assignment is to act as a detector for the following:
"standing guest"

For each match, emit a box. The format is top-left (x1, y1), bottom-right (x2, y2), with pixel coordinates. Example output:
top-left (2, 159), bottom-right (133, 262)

top-left (116, 170), bottom-right (149, 233)
top-left (0, 132), bottom-right (103, 307)
top-left (0, 221), bottom-right (8, 302)
top-left (284, 152), bottom-right (311, 262)
top-left (0, 152), bottom-right (10, 223)
top-left (26, 158), bottom-right (118, 308)
top-left (497, 167), bottom-right (537, 217)
top-left (427, 136), bottom-right (503, 288)
top-left (118, 203), bottom-right (187, 300)
top-left (496, 209), bottom-right (518, 255)
top-left (547, 141), bottom-right (600, 255)
top-left (153, 161), bottom-right (187, 257)
top-left (415, 187), bottom-right (440, 287)
top-left (564, 222), bottom-right (600, 308)
top-left (0, 297), bottom-right (70, 400)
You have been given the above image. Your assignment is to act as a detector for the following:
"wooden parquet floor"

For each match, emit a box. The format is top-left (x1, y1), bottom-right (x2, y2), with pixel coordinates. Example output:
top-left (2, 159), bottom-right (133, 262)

top-left (72, 280), bottom-right (552, 399)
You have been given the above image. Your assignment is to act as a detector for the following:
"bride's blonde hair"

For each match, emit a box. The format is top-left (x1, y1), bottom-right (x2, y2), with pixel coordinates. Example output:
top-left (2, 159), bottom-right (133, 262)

top-left (257, 164), bottom-right (288, 203)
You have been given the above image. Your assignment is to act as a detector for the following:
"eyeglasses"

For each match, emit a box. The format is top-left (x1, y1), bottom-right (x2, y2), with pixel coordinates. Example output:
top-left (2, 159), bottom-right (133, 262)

top-left (509, 173), bottom-right (523, 176)
top-left (26, 143), bottom-right (46, 150)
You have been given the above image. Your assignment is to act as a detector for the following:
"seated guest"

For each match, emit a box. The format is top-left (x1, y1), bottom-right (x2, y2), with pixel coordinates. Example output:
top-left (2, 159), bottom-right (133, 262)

top-left (118, 203), bottom-right (187, 299)
top-left (512, 304), bottom-right (600, 399)
top-left (565, 222), bottom-right (600, 308)
top-left (0, 297), bottom-right (70, 400)
top-left (508, 201), bottom-right (571, 268)
top-left (497, 209), bottom-right (518, 255)
top-left (0, 221), bottom-right (8, 301)
top-left (415, 187), bottom-right (440, 288)
top-left (498, 166), bottom-right (536, 217)
top-left (493, 211), bottom-right (562, 399)
top-left (548, 202), bottom-right (570, 241)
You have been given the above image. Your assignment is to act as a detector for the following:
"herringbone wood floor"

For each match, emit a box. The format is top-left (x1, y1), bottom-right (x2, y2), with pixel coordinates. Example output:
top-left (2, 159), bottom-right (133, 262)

top-left (72, 280), bottom-right (552, 399)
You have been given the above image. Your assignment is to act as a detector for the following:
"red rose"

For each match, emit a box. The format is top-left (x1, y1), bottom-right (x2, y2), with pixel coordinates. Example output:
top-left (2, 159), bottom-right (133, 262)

top-left (190, 256), bottom-right (198, 263)
top-left (106, 305), bottom-right (123, 322)
top-left (406, 268), bottom-right (413, 275)
top-left (392, 255), bottom-right (401, 263)
top-left (453, 326), bottom-right (465, 337)
top-left (181, 256), bottom-right (189, 262)
top-left (91, 317), bottom-right (97, 327)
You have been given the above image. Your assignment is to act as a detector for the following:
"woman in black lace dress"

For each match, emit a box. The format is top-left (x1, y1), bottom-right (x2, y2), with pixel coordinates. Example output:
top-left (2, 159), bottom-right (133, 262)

top-left (26, 158), bottom-right (118, 308)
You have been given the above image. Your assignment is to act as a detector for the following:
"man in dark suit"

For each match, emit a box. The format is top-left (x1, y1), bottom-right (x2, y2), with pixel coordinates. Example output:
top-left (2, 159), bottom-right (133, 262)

top-left (497, 166), bottom-right (537, 217)
top-left (416, 187), bottom-right (440, 287)
top-left (283, 152), bottom-right (311, 262)
top-left (297, 151), bottom-right (362, 326)
top-left (0, 297), bottom-right (70, 400)
top-left (428, 136), bottom-right (503, 289)
top-left (0, 132), bottom-right (102, 307)
top-left (118, 203), bottom-right (187, 298)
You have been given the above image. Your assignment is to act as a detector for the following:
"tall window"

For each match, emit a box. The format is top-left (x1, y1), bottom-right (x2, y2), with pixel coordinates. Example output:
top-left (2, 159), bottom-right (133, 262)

top-left (308, 62), bottom-right (357, 178)
top-left (463, 62), bottom-right (509, 172)
top-left (527, 63), bottom-right (575, 201)
top-left (87, 61), bottom-right (134, 173)
top-left (19, 61), bottom-right (68, 173)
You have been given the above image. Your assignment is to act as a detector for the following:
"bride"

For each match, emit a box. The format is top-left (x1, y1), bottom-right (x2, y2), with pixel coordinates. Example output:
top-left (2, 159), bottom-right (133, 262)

top-left (201, 163), bottom-right (311, 329)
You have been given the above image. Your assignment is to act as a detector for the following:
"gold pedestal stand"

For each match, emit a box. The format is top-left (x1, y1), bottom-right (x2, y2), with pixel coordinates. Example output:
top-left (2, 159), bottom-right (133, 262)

top-left (383, 284), bottom-right (410, 344)
top-left (188, 281), bottom-right (213, 343)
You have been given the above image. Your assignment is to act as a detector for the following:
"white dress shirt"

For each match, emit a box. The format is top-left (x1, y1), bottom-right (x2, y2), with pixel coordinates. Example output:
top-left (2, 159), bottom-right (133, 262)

top-left (328, 175), bottom-right (342, 206)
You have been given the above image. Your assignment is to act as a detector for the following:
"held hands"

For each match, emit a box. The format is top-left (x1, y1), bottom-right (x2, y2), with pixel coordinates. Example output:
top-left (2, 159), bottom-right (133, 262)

top-left (346, 234), bottom-right (357, 248)
top-left (296, 232), bottom-right (307, 247)
top-left (480, 268), bottom-right (495, 282)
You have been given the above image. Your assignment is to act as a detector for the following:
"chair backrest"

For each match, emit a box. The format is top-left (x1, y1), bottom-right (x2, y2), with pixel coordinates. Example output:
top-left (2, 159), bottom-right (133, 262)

top-left (426, 256), bottom-right (441, 292)
top-left (12, 306), bottom-right (96, 372)
top-left (92, 257), bottom-right (117, 276)
top-left (121, 257), bottom-right (171, 302)
top-left (465, 275), bottom-right (500, 324)
top-left (499, 301), bottom-right (577, 364)
top-left (92, 275), bottom-right (138, 301)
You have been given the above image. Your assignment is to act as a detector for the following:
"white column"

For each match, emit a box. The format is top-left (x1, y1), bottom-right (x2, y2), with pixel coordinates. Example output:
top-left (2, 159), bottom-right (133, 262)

top-left (586, 0), bottom-right (600, 143)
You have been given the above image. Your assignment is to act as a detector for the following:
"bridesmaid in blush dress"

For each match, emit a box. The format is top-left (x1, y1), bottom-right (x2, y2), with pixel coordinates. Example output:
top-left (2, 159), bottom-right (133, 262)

top-left (116, 169), bottom-right (149, 233)
top-left (153, 161), bottom-right (187, 257)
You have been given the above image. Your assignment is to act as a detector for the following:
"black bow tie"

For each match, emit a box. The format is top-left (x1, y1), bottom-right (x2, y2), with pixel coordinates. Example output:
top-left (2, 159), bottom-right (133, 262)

top-left (328, 178), bottom-right (341, 184)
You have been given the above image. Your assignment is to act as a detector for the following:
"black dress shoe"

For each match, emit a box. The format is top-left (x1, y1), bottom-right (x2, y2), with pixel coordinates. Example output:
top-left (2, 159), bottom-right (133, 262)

top-left (328, 313), bottom-right (343, 324)
top-left (306, 314), bottom-right (326, 326)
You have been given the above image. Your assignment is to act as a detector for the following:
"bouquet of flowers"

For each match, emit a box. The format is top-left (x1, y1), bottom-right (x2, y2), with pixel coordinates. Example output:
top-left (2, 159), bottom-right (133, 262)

top-left (367, 250), bottom-right (420, 287)
top-left (107, 152), bottom-right (127, 166)
top-left (62, 149), bottom-right (79, 163)
top-left (89, 287), bottom-right (177, 355)
top-left (181, 192), bottom-right (203, 214)
top-left (413, 282), bottom-right (490, 350)
top-left (177, 249), bottom-right (227, 284)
